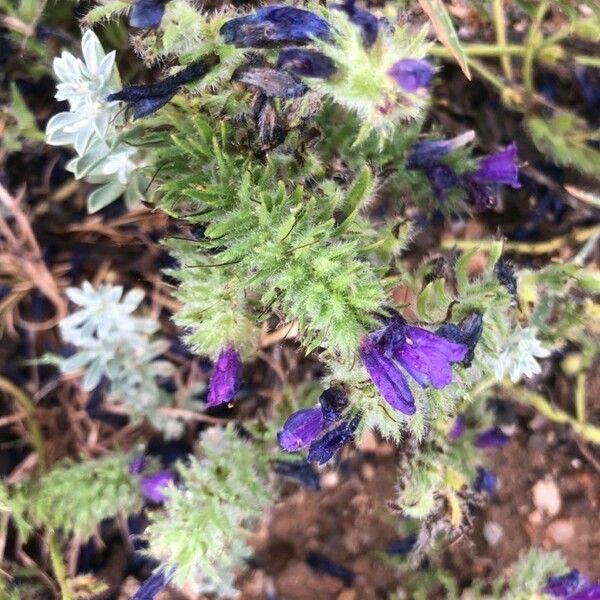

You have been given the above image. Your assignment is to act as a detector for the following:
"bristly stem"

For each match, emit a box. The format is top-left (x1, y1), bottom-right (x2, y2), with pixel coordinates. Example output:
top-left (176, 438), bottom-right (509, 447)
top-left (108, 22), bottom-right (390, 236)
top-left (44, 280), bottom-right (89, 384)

top-left (492, 0), bottom-right (513, 79)
top-left (523, 1), bottom-right (550, 98)
top-left (575, 372), bottom-right (587, 425)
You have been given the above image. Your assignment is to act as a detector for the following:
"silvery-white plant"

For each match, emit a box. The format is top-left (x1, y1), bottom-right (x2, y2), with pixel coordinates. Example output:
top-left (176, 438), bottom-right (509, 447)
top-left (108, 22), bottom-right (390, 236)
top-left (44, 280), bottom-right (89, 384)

top-left (46, 30), bottom-right (150, 212)
top-left (58, 282), bottom-right (191, 438)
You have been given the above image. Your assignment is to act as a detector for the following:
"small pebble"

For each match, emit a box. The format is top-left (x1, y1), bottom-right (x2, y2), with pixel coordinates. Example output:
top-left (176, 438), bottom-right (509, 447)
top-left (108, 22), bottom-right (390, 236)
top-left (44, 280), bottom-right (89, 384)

top-left (321, 471), bottom-right (340, 488)
top-left (547, 518), bottom-right (575, 545)
top-left (532, 478), bottom-right (562, 517)
top-left (483, 521), bottom-right (504, 546)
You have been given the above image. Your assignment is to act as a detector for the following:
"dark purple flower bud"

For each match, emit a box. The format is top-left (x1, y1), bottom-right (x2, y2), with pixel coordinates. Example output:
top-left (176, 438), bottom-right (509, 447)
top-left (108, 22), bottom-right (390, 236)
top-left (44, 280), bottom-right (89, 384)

top-left (207, 344), bottom-right (243, 407)
top-left (107, 60), bottom-right (209, 120)
top-left (544, 570), bottom-right (589, 598)
top-left (140, 470), bottom-right (175, 503)
top-left (332, 0), bottom-right (380, 47)
top-left (473, 466), bottom-right (497, 494)
top-left (319, 386), bottom-right (349, 422)
top-left (494, 257), bottom-right (518, 301)
top-left (129, 455), bottom-right (147, 475)
top-left (131, 567), bottom-right (175, 600)
top-left (406, 131), bottom-right (475, 169)
top-left (307, 552), bottom-right (355, 586)
top-left (278, 407), bottom-right (327, 452)
top-left (472, 142), bottom-right (520, 189)
top-left (474, 427), bottom-right (509, 449)
top-left (388, 59), bottom-right (434, 92)
top-left (359, 336), bottom-right (416, 415)
top-left (233, 66), bottom-right (308, 98)
top-left (448, 414), bottom-right (466, 440)
top-left (461, 175), bottom-right (497, 211)
top-left (274, 459), bottom-right (320, 490)
top-left (436, 313), bottom-right (484, 368)
top-left (277, 48), bottom-right (337, 78)
top-left (386, 534), bottom-right (418, 556)
top-left (308, 414), bottom-right (360, 465)
top-left (426, 163), bottom-right (462, 200)
top-left (220, 6), bottom-right (332, 49)
top-left (382, 318), bottom-right (468, 389)
top-left (130, 0), bottom-right (169, 29)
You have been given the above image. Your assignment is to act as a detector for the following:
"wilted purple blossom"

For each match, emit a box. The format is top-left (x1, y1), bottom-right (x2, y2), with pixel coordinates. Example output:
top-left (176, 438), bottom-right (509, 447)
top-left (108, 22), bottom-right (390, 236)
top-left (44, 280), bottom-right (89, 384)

top-left (436, 312), bottom-right (484, 368)
top-left (319, 386), bottom-right (349, 423)
top-left (207, 344), bottom-right (243, 407)
top-left (494, 257), bottom-right (518, 301)
top-left (131, 567), bottom-right (175, 600)
top-left (220, 6), bottom-right (332, 48)
top-left (406, 131), bottom-right (475, 169)
top-left (107, 60), bottom-right (209, 119)
top-left (307, 551), bottom-right (356, 586)
top-left (273, 459), bottom-right (320, 490)
top-left (448, 414), bottom-right (466, 440)
top-left (331, 0), bottom-right (380, 47)
top-left (308, 414), bottom-right (360, 465)
top-left (386, 534), bottom-right (418, 556)
top-left (129, 455), bottom-right (147, 475)
top-left (388, 59), bottom-right (434, 93)
top-left (130, 0), bottom-right (169, 29)
top-left (277, 48), bottom-right (337, 78)
top-left (474, 427), bottom-right (509, 449)
top-left (278, 407), bottom-right (327, 451)
top-left (473, 466), bottom-right (497, 494)
top-left (140, 470), bottom-right (175, 503)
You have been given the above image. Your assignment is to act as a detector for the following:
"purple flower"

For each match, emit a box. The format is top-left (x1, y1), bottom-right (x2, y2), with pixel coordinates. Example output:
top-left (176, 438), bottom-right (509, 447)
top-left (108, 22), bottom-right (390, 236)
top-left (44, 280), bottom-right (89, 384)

top-left (472, 142), bottom-right (520, 189)
top-left (220, 6), bottom-right (332, 49)
top-left (494, 257), bottom-right (518, 300)
top-left (130, 0), bottom-right (169, 29)
top-left (406, 131), bottom-right (475, 169)
top-left (233, 66), bottom-right (308, 98)
top-left (542, 570), bottom-right (600, 599)
top-left (462, 175), bottom-right (498, 210)
top-left (426, 163), bottom-right (462, 200)
top-left (140, 470), bottom-right (175, 503)
top-left (319, 386), bottom-right (348, 423)
top-left (436, 313), bottom-right (484, 368)
top-left (273, 459), bottom-right (320, 490)
top-left (388, 59), bottom-right (434, 92)
top-left (307, 414), bottom-right (360, 465)
top-left (332, 0), bottom-right (380, 47)
top-left (448, 414), bottom-right (466, 440)
top-left (131, 567), bottom-right (175, 600)
top-left (108, 60), bottom-right (209, 119)
top-left (473, 466), bottom-right (497, 494)
top-left (359, 336), bottom-right (416, 415)
top-left (207, 344), bottom-right (242, 407)
top-left (278, 407), bottom-right (327, 451)
top-left (307, 552), bottom-right (355, 586)
top-left (277, 48), bottom-right (337, 78)
top-left (474, 427), bottom-right (509, 449)
top-left (381, 317), bottom-right (468, 389)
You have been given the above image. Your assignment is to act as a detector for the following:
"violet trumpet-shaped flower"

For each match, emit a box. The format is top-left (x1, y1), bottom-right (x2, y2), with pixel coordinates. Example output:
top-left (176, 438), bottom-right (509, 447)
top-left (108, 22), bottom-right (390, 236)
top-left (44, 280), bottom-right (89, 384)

top-left (331, 0), bottom-right (380, 47)
top-left (472, 142), bottom-right (520, 189)
top-left (436, 312), bottom-right (484, 368)
top-left (359, 335), bottom-right (416, 415)
top-left (388, 59), bottom-right (434, 93)
top-left (130, 0), bottom-right (169, 29)
top-left (220, 6), bottom-right (332, 49)
top-left (277, 48), bottom-right (337, 78)
top-left (319, 386), bottom-right (349, 423)
top-left (308, 414), bottom-right (360, 465)
top-left (274, 459), bottom-right (320, 490)
top-left (107, 60), bottom-right (209, 120)
top-left (381, 317), bottom-right (468, 389)
top-left (140, 470), bottom-right (175, 503)
top-left (207, 344), bottom-right (243, 407)
top-left (448, 414), bottom-right (466, 440)
top-left (474, 427), bottom-right (509, 449)
top-left (278, 407), bottom-right (327, 451)
top-left (406, 131), bottom-right (475, 169)
top-left (473, 466), bottom-right (497, 494)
